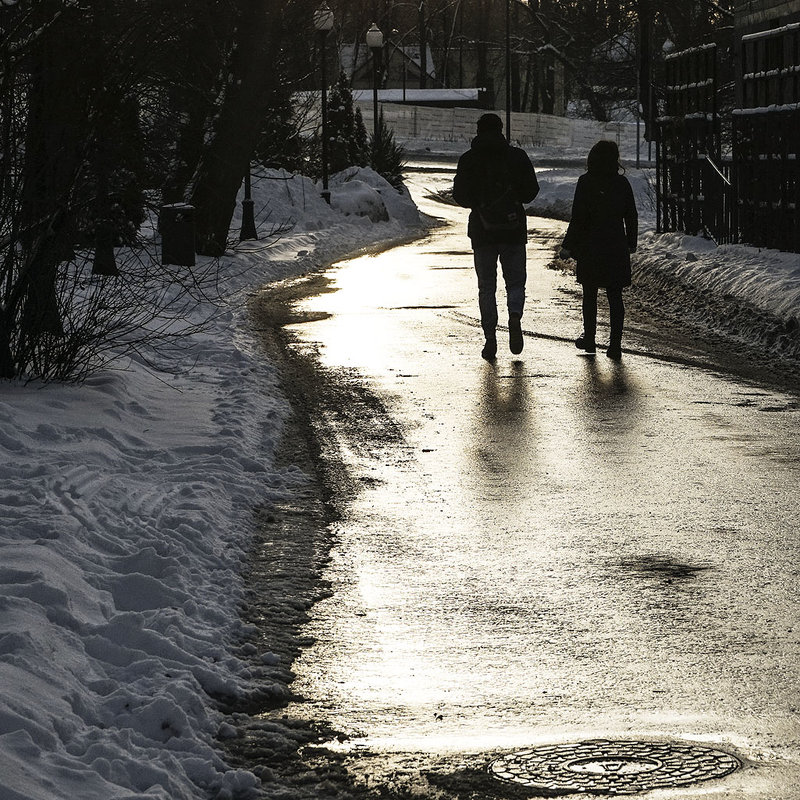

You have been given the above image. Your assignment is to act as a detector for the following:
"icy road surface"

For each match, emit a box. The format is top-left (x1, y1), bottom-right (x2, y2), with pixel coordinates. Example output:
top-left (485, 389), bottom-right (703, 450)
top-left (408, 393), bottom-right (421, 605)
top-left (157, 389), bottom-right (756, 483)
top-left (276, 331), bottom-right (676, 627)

top-left (277, 164), bottom-right (800, 798)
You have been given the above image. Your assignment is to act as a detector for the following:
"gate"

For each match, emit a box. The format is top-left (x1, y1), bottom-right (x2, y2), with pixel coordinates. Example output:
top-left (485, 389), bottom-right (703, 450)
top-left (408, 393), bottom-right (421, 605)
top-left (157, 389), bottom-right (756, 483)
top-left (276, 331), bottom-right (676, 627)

top-left (656, 44), bottom-right (733, 243)
top-left (656, 24), bottom-right (800, 253)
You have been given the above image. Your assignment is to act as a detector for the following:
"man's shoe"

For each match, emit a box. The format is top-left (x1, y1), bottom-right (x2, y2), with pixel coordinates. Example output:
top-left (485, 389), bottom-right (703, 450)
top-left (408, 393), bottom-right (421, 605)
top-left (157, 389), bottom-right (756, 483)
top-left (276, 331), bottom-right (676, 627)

top-left (482, 337), bottom-right (497, 360)
top-left (606, 343), bottom-right (622, 360)
top-left (575, 334), bottom-right (596, 354)
top-left (509, 314), bottom-right (523, 354)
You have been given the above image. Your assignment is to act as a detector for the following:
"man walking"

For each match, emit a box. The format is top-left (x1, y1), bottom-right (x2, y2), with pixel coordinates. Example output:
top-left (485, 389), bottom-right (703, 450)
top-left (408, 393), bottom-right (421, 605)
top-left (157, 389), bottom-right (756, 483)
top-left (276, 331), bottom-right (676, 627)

top-left (453, 113), bottom-right (539, 360)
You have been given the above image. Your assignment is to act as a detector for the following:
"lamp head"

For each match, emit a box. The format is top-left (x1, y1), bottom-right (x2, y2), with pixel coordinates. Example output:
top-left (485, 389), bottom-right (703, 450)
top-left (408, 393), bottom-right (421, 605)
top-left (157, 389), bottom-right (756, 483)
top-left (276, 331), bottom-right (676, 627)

top-left (365, 23), bottom-right (384, 50)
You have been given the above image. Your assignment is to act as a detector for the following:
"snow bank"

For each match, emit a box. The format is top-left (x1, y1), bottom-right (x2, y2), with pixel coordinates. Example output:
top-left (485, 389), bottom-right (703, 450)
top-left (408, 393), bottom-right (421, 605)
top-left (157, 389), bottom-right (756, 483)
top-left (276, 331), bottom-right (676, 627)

top-left (331, 167), bottom-right (420, 226)
top-left (634, 230), bottom-right (800, 358)
top-left (524, 156), bottom-right (800, 356)
top-left (0, 169), bottom-right (423, 800)
top-left (638, 232), bottom-right (800, 324)
top-left (527, 166), bottom-right (583, 220)
top-left (0, 322), bottom-right (285, 800)
top-left (229, 167), bottom-right (420, 281)
top-left (331, 178), bottom-right (390, 222)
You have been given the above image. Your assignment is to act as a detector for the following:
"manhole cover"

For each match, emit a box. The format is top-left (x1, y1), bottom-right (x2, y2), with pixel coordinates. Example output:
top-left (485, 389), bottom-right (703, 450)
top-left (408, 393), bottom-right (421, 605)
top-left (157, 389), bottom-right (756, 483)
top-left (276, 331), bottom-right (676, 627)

top-left (489, 740), bottom-right (740, 795)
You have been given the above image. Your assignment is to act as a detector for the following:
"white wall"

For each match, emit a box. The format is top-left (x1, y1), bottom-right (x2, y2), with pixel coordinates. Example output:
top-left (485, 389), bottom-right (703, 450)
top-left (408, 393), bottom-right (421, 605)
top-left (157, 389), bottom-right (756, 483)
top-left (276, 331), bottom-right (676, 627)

top-left (356, 102), bottom-right (640, 156)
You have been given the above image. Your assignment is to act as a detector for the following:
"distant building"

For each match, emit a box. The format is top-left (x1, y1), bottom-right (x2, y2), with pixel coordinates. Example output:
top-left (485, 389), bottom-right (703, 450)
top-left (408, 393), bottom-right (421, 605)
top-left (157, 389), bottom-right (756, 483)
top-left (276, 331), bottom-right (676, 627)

top-left (341, 43), bottom-right (436, 93)
top-left (351, 88), bottom-right (487, 108)
top-left (338, 39), bottom-right (565, 116)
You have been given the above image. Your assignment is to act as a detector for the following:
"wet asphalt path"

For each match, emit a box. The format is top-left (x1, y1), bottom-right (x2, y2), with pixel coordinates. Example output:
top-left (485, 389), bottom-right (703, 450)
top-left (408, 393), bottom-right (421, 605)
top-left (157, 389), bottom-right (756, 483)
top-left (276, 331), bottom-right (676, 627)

top-left (276, 162), bottom-right (800, 798)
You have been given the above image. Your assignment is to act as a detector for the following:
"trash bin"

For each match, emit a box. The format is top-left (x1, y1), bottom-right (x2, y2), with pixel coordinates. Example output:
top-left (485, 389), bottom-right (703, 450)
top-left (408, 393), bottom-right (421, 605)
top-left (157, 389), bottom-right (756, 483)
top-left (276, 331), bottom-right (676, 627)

top-left (160, 203), bottom-right (195, 267)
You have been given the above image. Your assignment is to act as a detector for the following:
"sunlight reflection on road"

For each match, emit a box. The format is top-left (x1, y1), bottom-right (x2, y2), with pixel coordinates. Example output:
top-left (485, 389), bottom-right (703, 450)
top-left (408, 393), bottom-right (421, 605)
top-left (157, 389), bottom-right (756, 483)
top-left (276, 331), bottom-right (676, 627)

top-left (277, 167), bottom-right (800, 795)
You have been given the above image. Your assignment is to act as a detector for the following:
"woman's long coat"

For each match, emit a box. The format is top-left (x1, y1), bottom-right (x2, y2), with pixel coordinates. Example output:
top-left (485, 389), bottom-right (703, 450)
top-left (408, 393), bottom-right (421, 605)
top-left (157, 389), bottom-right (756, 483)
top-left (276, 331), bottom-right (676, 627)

top-left (562, 172), bottom-right (638, 288)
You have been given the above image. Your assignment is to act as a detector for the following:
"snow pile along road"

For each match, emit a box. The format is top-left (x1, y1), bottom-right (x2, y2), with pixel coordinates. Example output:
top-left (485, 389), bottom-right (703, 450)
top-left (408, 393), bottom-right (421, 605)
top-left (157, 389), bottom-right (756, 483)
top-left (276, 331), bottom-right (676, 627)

top-left (527, 158), bottom-right (800, 360)
top-left (0, 167), bottom-right (424, 800)
top-left (634, 230), bottom-right (800, 359)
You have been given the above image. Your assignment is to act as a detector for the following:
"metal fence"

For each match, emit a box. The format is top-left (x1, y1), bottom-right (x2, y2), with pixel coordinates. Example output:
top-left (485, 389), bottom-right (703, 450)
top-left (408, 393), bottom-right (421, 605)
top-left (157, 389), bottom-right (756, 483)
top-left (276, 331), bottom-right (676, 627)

top-left (733, 23), bottom-right (800, 252)
top-left (656, 44), bottom-right (735, 243)
top-left (656, 24), bottom-right (800, 253)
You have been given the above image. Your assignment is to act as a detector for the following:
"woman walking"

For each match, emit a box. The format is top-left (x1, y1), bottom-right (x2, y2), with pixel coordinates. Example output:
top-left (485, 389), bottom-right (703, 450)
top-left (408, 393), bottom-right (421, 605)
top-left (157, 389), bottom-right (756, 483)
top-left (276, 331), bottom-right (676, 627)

top-left (560, 140), bottom-right (638, 360)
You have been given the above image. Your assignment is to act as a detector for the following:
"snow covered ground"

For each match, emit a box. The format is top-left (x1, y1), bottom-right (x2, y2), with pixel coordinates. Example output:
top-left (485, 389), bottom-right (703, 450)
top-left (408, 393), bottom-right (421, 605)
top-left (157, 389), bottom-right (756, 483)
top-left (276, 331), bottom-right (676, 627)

top-left (0, 167), bottom-right (424, 800)
top-left (1, 150), bottom-right (798, 800)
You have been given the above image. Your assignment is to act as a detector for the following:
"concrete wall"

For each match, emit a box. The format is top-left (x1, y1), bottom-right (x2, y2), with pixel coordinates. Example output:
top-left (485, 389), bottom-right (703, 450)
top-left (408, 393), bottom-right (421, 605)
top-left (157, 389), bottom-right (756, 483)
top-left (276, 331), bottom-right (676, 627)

top-left (357, 102), bottom-right (639, 154)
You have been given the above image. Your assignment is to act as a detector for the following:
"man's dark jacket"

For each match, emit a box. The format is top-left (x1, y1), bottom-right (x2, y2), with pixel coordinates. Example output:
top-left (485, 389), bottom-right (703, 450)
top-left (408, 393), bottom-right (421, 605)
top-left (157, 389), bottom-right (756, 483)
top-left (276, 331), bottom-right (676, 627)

top-left (452, 131), bottom-right (540, 246)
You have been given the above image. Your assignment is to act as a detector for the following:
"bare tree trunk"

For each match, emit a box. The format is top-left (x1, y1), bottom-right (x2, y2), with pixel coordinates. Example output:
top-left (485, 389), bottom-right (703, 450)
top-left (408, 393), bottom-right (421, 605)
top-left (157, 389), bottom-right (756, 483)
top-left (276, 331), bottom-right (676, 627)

top-left (476, 0), bottom-right (491, 101)
top-left (187, 1), bottom-right (275, 256)
top-left (530, 52), bottom-right (540, 112)
top-left (19, 3), bottom-right (88, 341)
top-left (521, 52), bottom-right (534, 111)
top-left (545, 44), bottom-right (610, 121)
top-left (162, 6), bottom-right (232, 206)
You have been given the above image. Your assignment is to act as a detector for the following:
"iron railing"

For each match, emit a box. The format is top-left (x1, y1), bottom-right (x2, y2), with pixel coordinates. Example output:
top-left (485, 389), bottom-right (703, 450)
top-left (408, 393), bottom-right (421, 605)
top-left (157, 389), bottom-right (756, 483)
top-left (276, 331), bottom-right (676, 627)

top-left (657, 26), bottom-right (800, 253)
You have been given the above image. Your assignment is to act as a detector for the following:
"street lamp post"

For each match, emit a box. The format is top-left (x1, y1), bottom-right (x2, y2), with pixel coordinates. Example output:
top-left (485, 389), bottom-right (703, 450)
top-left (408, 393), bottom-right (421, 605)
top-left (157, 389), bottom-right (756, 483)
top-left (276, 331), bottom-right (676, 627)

top-left (402, 48), bottom-right (407, 102)
top-left (505, 0), bottom-right (511, 139)
top-left (457, 34), bottom-right (465, 89)
top-left (388, 29), bottom-right (407, 103)
top-left (314, 2), bottom-right (334, 204)
top-left (239, 25), bottom-right (258, 245)
top-left (418, 0), bottom-right (427, 89)
top-left (239, 170), bottom-right (257, 241)
top-left (366, 23), bottom-right (384, 144)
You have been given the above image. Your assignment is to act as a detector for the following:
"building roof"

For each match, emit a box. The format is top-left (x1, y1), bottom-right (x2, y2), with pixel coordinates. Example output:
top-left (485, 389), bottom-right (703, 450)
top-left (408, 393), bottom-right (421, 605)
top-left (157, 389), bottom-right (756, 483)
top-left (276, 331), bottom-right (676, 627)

top-left (340, 43), bottom-right (436, 81)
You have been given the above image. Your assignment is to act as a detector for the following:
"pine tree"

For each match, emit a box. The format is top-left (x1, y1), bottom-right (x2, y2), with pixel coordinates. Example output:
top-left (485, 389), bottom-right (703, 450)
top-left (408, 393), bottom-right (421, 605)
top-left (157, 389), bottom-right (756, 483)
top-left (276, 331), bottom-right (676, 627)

top-left (353, 106), bottom-right (369, 167)
top-left (325, 72), bottom-right (369, 174)
top-left (370, 109), bottom-right (406, 190)
top-left (255, 86), bottom-right (303, 171)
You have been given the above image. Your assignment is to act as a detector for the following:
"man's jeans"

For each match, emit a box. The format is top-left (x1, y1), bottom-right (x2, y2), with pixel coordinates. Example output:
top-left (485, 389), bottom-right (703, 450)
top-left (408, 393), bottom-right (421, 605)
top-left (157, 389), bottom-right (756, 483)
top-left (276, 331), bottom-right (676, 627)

top-left (473, 243), bottom-right (526, 336)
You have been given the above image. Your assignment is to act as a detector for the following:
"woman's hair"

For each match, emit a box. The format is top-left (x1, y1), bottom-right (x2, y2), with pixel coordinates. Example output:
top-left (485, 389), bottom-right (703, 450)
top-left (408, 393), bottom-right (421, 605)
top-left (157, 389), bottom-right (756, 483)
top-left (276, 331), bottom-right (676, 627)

top-left (587, 140), bottom-right (622, 176)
